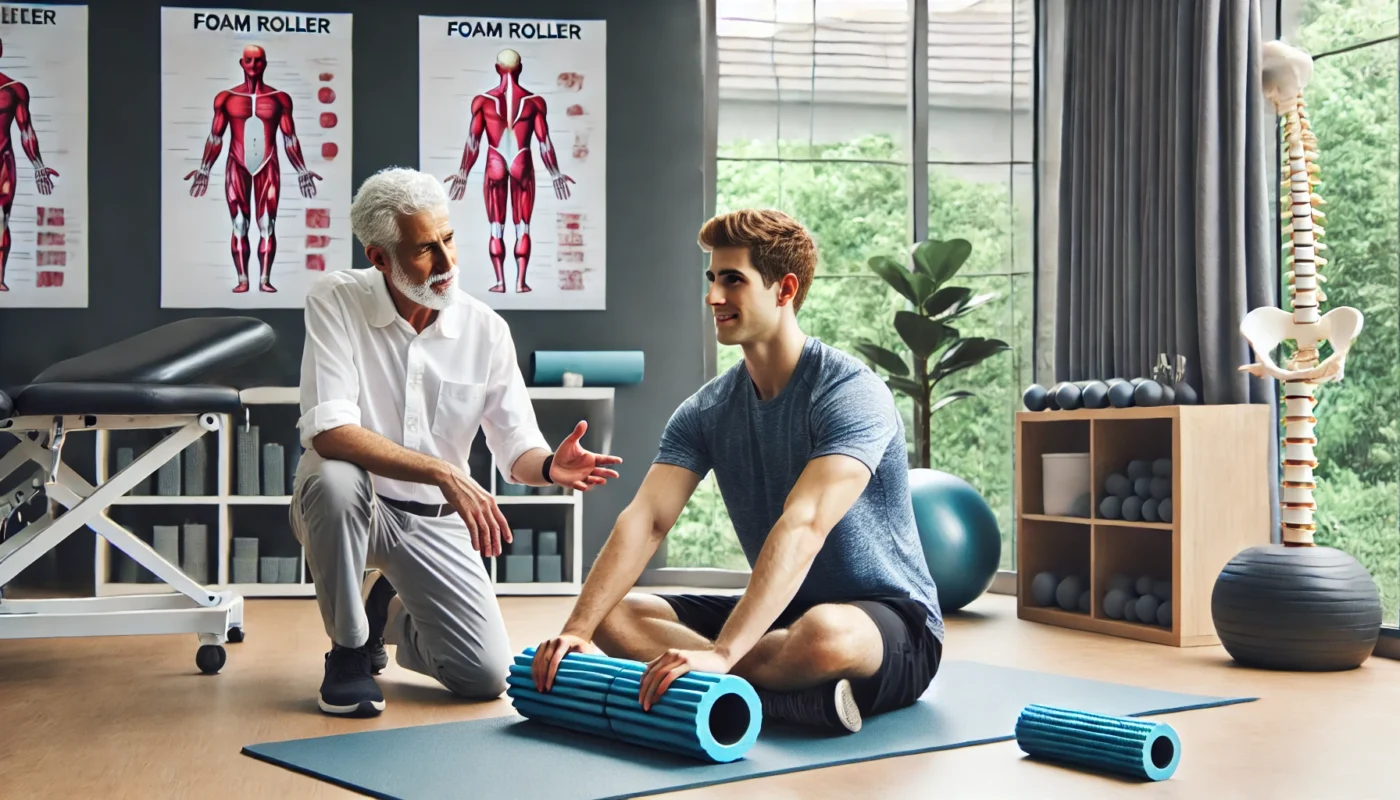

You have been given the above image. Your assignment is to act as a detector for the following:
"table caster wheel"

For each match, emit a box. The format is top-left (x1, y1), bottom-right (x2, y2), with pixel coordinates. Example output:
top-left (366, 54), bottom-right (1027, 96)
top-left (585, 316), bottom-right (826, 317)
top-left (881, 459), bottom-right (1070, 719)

top-left (227, 626), bottom-right (245, 643)
top-left (197, 644), bottom-right (226, 674)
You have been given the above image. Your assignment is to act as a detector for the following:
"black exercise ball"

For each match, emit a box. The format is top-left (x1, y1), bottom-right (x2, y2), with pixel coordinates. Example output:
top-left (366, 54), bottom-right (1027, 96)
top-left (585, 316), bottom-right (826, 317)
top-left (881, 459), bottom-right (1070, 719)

top-left (1211, 545), bottom-right (1383, 671)
top-left (1133, 380), bottom-right (1165, 407)
top-left (1081, 381), bottom-right (1110, 409)
top-left (1054, 382), bottom-right (1083, 411)
top-left (1108, 379), bottom-right (1135, 408)
top-left (1023, 384), bottom-right (1048, 411)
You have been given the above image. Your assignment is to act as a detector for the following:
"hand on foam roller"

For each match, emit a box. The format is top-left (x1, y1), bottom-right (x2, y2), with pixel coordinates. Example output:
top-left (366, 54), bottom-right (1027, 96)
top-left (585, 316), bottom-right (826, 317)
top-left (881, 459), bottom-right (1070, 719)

top-left (531, 632), bottom-right (601, 692)
top-left (511, 646), bottom-right (762, 763)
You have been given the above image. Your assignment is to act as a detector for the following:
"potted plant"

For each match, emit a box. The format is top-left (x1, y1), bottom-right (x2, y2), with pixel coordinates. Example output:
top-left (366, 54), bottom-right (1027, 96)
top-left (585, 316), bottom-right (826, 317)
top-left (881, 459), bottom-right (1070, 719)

top-left (852, 237), bottom-right (1010, 468)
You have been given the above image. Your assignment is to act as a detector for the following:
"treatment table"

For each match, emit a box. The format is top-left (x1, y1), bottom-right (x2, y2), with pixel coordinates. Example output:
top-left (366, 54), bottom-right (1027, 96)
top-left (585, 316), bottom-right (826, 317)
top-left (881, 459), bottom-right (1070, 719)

top-left (0, 317), bottom-right (276, 674)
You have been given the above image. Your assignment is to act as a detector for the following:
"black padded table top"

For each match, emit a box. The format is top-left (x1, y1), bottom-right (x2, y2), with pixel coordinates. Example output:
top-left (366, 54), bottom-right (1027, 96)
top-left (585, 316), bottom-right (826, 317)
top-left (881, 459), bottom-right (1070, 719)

top-left (29, 317), bottom-right (276, 386)
top-left (11, 383), bottom-right (244, 417)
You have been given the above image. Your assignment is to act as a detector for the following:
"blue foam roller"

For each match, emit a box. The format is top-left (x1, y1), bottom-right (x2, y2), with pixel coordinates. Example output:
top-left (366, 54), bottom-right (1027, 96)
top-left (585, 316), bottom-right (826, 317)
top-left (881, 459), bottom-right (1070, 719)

top-left (508, 647), bottom-right (761, 763)
top-left (531, 351), bottom-right (645, 386)
top-left (1015, 703), bottom-right (1180, 781)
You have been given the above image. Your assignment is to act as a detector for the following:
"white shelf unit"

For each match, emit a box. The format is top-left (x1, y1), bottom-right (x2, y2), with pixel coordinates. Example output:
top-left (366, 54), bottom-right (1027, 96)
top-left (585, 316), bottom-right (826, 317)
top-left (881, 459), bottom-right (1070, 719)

top-left (92, 385), bottom-right (614, 599)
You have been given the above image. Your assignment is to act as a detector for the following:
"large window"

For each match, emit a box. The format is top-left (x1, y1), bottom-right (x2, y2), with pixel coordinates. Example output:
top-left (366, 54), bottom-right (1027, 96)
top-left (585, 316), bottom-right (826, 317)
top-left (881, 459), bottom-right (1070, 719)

top-left (667, 0), bottom-right (1035, 572)
top-left (1279, 0), bottom-right (1400, 627)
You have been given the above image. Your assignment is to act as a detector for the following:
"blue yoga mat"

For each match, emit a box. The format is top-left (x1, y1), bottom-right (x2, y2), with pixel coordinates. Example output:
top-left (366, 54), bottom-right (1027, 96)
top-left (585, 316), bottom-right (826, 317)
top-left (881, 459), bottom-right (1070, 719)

top-left (530, 351), bottom-right (645, 386)
top-left (242, 660), bottom-right (1254, 800)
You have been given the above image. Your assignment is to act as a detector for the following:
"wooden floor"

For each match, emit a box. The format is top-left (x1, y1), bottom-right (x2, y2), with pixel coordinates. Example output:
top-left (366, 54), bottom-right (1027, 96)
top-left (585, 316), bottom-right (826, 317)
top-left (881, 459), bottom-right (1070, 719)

top-left (2, 590), bottom-right (1396, 799)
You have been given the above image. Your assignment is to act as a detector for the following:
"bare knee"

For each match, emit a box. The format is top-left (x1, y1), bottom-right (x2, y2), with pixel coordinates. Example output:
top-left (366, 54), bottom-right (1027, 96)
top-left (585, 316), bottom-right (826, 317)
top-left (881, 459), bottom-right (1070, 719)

top-left (594, 593), bottom-right (673, 655)
top-left (788, 605), bottom-right (868, 676)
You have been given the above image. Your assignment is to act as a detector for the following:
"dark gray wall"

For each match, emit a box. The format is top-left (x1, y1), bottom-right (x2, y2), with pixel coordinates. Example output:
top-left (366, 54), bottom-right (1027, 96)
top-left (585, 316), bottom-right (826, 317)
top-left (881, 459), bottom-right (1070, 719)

top-left (0, 0), bottom-right (705, 586)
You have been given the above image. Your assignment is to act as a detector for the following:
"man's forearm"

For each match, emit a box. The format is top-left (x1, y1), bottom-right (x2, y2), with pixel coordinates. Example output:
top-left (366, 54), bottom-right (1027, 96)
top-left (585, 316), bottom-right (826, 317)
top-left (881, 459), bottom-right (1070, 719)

top-left (561, 508), bottom-right (665, 638)
top-left (312, 424), bottom-right (451, 486)
top-left (713, 516), bottom-right (825, 664)
top-left (509, 447), bottom-right (553, 487)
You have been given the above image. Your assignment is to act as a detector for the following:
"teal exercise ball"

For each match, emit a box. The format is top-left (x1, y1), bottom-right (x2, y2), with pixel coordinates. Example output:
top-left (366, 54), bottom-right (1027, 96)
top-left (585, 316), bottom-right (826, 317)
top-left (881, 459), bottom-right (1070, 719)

top-left (908, 468), bottom-right (1002, 612)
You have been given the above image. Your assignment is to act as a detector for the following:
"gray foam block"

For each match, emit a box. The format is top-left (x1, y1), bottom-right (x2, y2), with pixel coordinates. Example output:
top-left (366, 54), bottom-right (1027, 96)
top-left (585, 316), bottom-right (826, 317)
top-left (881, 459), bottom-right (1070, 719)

top-left (535, 554), bottom-right (562, 583)
top-left (509, 529), bottom-right (534, 555)
top-left (280, 557), bottom-right (301, 583)
top-left (156, 454), bottom-right (182, 496)
top-left (503, 555), bottom-right (534, 583)
top-left (154, 525), bottom-right (180, 565)
top-left (263, 443), bottom-right (286, 496)
top-left (261, 557), bottom-right (280, 583)
top-left (237, 425), bottom-right (261, 495)
top-left (241, 660), bottom-right (1254, 800)
top-left (232, 557), bottom-right (259, 584)
top-left (537, 531), bottom-right (559, 556)
top-left (184, 437), bottom-right (209, 496)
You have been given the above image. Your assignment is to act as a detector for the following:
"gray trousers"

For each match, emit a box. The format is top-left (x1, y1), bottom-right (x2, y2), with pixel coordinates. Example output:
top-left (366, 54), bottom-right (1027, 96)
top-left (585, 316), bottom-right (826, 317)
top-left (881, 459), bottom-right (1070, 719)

top-left (289, 455), bottom-right (511, 699)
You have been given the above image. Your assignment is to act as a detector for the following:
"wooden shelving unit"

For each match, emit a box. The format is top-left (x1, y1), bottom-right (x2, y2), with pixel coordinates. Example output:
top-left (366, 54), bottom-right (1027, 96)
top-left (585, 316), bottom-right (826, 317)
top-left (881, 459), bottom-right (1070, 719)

top-left (1014, 404), bottom-right (1273, 646)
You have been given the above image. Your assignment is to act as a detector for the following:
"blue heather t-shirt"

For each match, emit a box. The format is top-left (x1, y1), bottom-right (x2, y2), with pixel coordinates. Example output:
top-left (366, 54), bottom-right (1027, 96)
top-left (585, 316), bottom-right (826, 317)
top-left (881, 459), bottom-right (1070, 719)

top-left (654, 337), bottom-right (943, 642)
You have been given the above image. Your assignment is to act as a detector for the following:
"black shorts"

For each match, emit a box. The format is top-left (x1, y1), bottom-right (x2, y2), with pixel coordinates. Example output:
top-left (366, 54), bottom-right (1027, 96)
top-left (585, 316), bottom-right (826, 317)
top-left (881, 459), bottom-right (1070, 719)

top-left (657, 593), bottom-right (943, 717)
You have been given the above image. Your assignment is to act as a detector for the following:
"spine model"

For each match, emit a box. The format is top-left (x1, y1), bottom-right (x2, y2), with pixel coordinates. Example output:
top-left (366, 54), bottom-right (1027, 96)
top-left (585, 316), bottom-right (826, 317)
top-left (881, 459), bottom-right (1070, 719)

top-left (1239, 40), bottom-right (1365, 547)
top-left (1279, 91), bottom-right (1324, 544)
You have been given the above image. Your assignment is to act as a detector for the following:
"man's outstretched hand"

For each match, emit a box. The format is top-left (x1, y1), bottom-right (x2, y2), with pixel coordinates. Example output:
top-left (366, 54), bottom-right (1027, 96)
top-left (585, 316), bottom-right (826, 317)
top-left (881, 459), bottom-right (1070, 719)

top-left (532, 632), bottom-right (598, 692)
top-left (550, 421), bottom-right (622, 491)
top-left (638, 648), bottom-right (733, 711)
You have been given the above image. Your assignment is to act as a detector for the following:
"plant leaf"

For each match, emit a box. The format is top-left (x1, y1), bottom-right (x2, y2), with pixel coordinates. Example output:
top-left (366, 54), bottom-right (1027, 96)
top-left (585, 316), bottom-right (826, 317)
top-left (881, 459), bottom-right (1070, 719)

top-left (930, 390), bottom-right (975, 414)
top-left (912, 239), bottom-right (973, 286)
top-left (946, 291), bottom-right (998, 319)
top-left (854, 341), bottom-right (909, 377)
top-left (923, 286), bottom-right (972, 320)
top-left (868, 255), bottom-right (917, 304)
top-left (932, 337), bottom-right (1011, 382)
top-left (908, 272), bottom-right (937, 307)
top-left (894, 311), bottom-right (952, 361)
top-left (886, 376), bottom-right (926, 404)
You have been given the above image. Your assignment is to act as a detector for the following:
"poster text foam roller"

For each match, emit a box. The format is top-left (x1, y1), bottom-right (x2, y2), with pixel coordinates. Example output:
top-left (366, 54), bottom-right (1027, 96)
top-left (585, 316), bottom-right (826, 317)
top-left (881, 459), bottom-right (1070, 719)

top-left (1014, 704), bottom-right (1180, 781)
top-left (507, 647), bottom-right (761, 763)
top-left (530, 351), bottom-right (645, 386)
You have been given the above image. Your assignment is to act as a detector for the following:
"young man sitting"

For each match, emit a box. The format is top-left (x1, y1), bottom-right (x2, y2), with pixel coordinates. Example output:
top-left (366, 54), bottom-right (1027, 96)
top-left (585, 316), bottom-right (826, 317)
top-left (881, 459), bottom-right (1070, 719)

top-left (530, 209), bottom-right (943, 733)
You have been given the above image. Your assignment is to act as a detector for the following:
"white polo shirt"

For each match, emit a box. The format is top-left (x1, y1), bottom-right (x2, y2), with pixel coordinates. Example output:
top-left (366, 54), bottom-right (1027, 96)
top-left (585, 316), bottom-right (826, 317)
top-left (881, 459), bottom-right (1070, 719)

top-left (295, 267), bottom-right (550, 504)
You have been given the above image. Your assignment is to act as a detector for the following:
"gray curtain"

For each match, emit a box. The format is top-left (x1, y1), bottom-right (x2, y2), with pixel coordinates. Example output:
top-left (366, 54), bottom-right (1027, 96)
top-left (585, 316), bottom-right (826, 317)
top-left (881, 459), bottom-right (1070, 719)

top-left (1052, 0), bottom-right (1280, 538)
top-left (1054, 0), bottom-right (1275, 406)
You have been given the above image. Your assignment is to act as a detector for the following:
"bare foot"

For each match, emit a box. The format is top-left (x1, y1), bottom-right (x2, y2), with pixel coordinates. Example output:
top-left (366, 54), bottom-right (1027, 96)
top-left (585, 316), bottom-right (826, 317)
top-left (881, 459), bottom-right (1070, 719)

top-left (489, 282), bottom-right (506, 293)
top-left (233, 280), bottom-right (250, 293)
top-left (517, 283), bottom-right (532, 293)
top-left (0, 282), bottom-right (9, 292)
top-left (260, 281), bottom-right (277, 293)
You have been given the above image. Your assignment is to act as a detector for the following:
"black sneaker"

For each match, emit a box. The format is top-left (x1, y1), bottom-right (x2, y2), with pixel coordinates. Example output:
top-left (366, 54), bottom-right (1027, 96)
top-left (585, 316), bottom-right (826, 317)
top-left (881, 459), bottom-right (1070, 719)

top-left (361, 569), bottom-right (396, 674)
top-left (318, 644), bottom-right (385, 717)
top-left (758, 678), bottom-right (862, 733)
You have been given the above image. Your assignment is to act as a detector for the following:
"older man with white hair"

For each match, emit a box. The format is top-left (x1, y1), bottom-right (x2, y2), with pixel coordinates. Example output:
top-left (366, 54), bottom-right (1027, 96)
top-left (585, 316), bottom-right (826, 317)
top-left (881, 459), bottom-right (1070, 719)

top-left (291, 166), bottom-right (621, 717)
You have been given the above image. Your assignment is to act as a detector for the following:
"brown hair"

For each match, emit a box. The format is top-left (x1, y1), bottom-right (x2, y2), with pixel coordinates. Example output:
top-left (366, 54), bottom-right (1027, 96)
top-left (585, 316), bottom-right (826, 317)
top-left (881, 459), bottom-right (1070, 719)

top-left (697, 209), bottom-right (817, 312)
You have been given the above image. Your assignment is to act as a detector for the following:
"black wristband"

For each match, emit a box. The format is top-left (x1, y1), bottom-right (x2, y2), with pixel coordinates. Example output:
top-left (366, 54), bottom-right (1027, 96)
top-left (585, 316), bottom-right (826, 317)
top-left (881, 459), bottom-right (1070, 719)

top-left (542, 453), bottom-right (555, 484)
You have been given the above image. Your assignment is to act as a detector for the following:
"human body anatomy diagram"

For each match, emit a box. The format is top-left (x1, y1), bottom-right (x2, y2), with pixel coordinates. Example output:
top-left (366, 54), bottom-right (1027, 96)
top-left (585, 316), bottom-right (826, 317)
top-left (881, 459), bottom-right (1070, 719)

top-left (445, 48), bottom-right (573, 294)
top-left (0, 38), bottom-right (58, 292)
top-left (185, 45), bottom-right (321, 294)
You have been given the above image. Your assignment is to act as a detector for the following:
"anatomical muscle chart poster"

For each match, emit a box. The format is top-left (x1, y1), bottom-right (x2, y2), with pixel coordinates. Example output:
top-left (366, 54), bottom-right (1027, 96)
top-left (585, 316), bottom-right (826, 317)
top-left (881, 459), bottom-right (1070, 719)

top-left (420, 16), bottom-right (606, 311)
top-left (161, 7), bottom-right (351, 308)
top-left (0, 3), bottom-right (89, 309)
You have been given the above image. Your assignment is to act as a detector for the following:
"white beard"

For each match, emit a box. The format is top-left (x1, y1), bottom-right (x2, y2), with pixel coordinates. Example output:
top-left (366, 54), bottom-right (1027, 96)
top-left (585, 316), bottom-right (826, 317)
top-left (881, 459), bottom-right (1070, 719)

top-left (391, 256), bottom-right (457, 310)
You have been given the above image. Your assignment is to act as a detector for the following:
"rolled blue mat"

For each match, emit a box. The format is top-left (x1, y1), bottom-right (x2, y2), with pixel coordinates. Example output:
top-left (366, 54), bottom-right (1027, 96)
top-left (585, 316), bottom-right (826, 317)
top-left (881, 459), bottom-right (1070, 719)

top-left (1015, 704), bottom-right (1180, 781)
top-left (530, 351), bottom-right (645, 386)
top-left (507, 647), bottom-right (761, 763)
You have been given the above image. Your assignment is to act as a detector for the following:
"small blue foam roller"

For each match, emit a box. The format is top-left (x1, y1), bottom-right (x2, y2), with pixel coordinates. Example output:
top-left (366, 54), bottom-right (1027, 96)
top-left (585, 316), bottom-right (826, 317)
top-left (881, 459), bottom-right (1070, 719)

top-left (509, 647), bottom-right (761, 763)
top-left (1015, 704), bottom-right (1181, 781)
